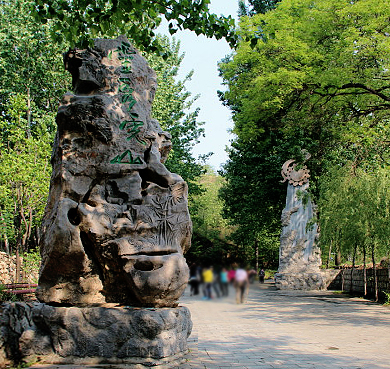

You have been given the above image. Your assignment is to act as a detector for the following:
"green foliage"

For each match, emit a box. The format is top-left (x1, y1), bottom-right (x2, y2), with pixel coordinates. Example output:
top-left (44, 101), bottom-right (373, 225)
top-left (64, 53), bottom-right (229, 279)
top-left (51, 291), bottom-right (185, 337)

top-left (383, 292), bottom-right (390, 306)
top-left (188, 169), bottom-right (235, 265)
top-left (0, 284), bottom-right (17, 302)
top-left (219, 0), bottom-right (390, 270)
top-left (32, 0), bottom-right (237, 54)
top-left (145, 36), bottom-right (208, 199)
top-left (239, 0), bottom-right (281, 16)
top-left (220, 0), bottom-right (390, 144)
top-left (0, 94), bottom-right (53, 254)
top-left (264, 269), bottom-right (276, 280)
top-left (319, 164), bottom-right (390, 265)
top-left (218, 134), bottom-right (289, 268)
top-left (22, 248), bottom-right (41, 283)
top-left (0, 0), bottom-right (70, 253)
top-left (0, 0), bottom-right (70, 116)
top-left (192, 168), bottom-right (231, 238)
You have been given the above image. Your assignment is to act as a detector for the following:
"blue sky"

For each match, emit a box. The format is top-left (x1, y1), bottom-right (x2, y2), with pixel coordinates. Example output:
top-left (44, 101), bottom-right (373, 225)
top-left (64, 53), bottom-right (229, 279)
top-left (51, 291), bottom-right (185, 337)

top-left (158, 0), bottom-right (240, 171)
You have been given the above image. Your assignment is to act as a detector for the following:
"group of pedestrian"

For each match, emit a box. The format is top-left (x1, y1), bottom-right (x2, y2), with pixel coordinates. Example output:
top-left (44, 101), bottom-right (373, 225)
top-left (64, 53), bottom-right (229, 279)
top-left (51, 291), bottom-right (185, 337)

top-left (201, 265), bottom-right (228, 300)
top-left (188, 263), bottom-right (265, 304)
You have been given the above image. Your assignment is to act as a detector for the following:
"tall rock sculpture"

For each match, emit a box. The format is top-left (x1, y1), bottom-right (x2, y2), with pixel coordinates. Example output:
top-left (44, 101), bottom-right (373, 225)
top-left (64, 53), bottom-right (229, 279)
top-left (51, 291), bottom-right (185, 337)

top-left (0, 37), bottom-right (193, 367)
top-left (36, 36), bottom-right (192, 307)
top-left (274, 153), bottom-right (327, 290)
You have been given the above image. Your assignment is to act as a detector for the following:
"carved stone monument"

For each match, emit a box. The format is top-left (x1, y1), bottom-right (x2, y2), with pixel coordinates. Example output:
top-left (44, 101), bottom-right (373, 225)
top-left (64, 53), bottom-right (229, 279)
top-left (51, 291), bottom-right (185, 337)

top-left (0, 36), bottom-right (192, 367)
top-left (274, 154), bottom-right (327, 290)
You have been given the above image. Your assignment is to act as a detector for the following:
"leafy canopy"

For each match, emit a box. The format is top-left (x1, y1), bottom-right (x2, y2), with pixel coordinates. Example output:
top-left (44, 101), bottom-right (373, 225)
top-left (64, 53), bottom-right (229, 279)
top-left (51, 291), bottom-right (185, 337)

top-left (238, 0), bottom-right (281, 16)
top-left (188, 169), bottom-right (235, 265)
top-left (0, 94), bottom-right (53, 253)
top-left (0, 0), bottom-right (70, 253)
top-left (220, 0), bottom-right (390, 140)
top-left (32, 0), bottom-right (237, 54)
top-left (145, 36), bottom-right (208, 197)
top-left (218, 133), bottom-right (289, 267)
top-left (0, 0), bottom-right (69, 115)
top-left (319, 164), bottom-right (390, 265)
top-left (218, 0), bottom-right (390, 268)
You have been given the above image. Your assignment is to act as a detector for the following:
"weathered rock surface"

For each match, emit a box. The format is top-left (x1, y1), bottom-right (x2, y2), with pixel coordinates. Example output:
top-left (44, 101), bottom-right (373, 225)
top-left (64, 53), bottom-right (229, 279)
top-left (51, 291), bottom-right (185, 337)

top-left (275, 158), bottom-right (327, 290)
top-left (0, 302), bottom-right (192, 367)
top-left (36, 36), bottom-right (192, 307)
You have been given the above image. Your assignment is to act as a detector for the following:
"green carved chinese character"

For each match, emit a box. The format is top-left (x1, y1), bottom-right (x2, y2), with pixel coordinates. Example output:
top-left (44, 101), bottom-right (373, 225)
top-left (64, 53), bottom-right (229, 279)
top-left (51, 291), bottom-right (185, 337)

top-left (110, 150), bottom-right (143, 164)
top-left (119, 84), bottom-right (133, 93)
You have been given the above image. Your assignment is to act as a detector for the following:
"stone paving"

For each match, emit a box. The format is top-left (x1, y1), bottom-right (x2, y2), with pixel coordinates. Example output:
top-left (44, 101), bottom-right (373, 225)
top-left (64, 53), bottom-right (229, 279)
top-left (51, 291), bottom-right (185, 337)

top-left (178, 281), bottom-right (390, 369)
top-left (28, 281), bottom-right (390, 369)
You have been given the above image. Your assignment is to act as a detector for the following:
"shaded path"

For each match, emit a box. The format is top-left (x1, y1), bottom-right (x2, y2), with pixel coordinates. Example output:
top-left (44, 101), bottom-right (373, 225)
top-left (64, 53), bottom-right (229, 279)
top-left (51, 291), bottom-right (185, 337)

top-left (27, 281), bottom-right (390, 368)
top-left (180, 281), bottom-right (390, 369)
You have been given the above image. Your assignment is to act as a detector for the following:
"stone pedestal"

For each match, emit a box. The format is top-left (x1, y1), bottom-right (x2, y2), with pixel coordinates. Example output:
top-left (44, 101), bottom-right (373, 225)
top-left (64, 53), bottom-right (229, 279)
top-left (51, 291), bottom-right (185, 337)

top-left (274, 272), bottom-right (327, 290)
top-left (0, 302), bottom-right (192, 367)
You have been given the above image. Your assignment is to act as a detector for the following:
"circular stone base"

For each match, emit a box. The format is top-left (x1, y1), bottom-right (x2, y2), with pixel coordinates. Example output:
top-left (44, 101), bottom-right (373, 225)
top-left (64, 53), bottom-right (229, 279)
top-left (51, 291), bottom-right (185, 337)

top-left (0, 302), bottom-right (192, 367)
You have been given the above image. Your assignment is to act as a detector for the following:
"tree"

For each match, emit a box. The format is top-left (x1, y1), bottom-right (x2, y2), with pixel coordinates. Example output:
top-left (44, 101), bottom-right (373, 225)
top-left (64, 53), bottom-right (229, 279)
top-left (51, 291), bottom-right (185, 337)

top-left (0, 94), bottom-right (52, 269)
top-left (0, 0), bottom-right (70, 131)
top-left (0, 0), bottom-right (70, 257)
top-left (238, 0), bottom-right (281, 16)
top-left (218, 0), bottom-right (390, 271)
top-left (218, 133), bottom-right (291, 268)
top-left (189, 167), bottom-right (235, 265)
top-left (32, 0), bottom-right (237, 53)
top-left (145, 36), bottom-right (208, 198)
top-left (319, 164), bottom-right (390, 300)
top-left (219, 0), bottom-right (390, 151)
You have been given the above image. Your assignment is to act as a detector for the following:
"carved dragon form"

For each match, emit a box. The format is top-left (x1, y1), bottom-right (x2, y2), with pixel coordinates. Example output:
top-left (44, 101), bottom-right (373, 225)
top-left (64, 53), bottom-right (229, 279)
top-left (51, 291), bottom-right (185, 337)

top-left (281, 151), bottom-right (311, 186)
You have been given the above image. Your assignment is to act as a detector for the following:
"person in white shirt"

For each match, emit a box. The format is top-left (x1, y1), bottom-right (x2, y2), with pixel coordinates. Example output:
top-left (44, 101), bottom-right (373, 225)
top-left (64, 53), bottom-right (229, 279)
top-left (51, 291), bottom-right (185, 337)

top-left (234, 267), bottom-right (249, 303)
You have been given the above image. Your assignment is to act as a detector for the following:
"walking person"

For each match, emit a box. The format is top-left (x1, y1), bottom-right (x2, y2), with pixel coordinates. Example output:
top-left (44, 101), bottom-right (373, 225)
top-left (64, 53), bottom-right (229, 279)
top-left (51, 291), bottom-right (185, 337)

top-left (220, 267), bottom-right (229, 297)
top-left (202, 266), bottom-right (213, 300)
top-left (227, 267), bottom-right (236, 285)
top-left (212, 267), bottom-right (221, 298)
top-left (259, 268), bottom-right (265, 283)
top-left (189, 263), bottom-right (200, 295)
top-left (234, 266), bottom-right (249, 304)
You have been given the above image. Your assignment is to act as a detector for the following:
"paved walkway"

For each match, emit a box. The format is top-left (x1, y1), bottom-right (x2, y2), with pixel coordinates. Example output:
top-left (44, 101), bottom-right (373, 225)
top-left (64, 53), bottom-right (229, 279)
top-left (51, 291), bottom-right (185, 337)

top-left (179, 281), bottom-right (390, 369)
top-left (27, 281), bottom-right (390, 369)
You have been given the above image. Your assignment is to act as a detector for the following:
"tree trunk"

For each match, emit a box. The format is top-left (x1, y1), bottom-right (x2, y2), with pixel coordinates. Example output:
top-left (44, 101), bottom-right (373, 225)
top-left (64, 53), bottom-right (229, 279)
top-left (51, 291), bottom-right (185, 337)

top-left (17, 185), bottom-right (33, 254)
top-left (335, 250), bottom-right (342, 266)
top-left (0, 211), bottom-right (10, 255)
top-left (326, 240), bottom-right (332, 269)
top-left (363, 245), bottom-right (367, 297)
top-left (16, 245), bottom-right (21, 283)
top-left (371, 243), bottom-right (378, 302)
top-left (255, 239), bottom-right (259, 272)
top-left (32, 226), bottom-right (41, 249)
top-left (388, 254), bottom-right (390, 295)
top-left (27, 86), bottom-right (31, 138)
top-left (350, 244), bottom-right (357, 293)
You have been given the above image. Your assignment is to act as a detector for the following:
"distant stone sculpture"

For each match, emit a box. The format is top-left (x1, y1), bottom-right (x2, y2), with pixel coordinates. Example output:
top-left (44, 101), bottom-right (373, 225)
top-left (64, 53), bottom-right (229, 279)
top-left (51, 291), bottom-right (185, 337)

top-left (275, 153), bottom-right (326, 290)
top-left (35, 36), bottom-right (192, 308)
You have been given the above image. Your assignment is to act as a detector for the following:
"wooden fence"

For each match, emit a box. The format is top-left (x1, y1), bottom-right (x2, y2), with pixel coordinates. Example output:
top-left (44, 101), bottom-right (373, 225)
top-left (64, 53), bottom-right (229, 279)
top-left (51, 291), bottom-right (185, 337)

top-left (328, 267), bottom-right (390, 300)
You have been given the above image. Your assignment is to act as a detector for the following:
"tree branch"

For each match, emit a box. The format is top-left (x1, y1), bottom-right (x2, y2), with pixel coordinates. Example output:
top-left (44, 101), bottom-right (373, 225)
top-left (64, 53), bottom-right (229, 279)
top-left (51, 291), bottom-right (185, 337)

top-left (340, 83), bottom-right (390, 102)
